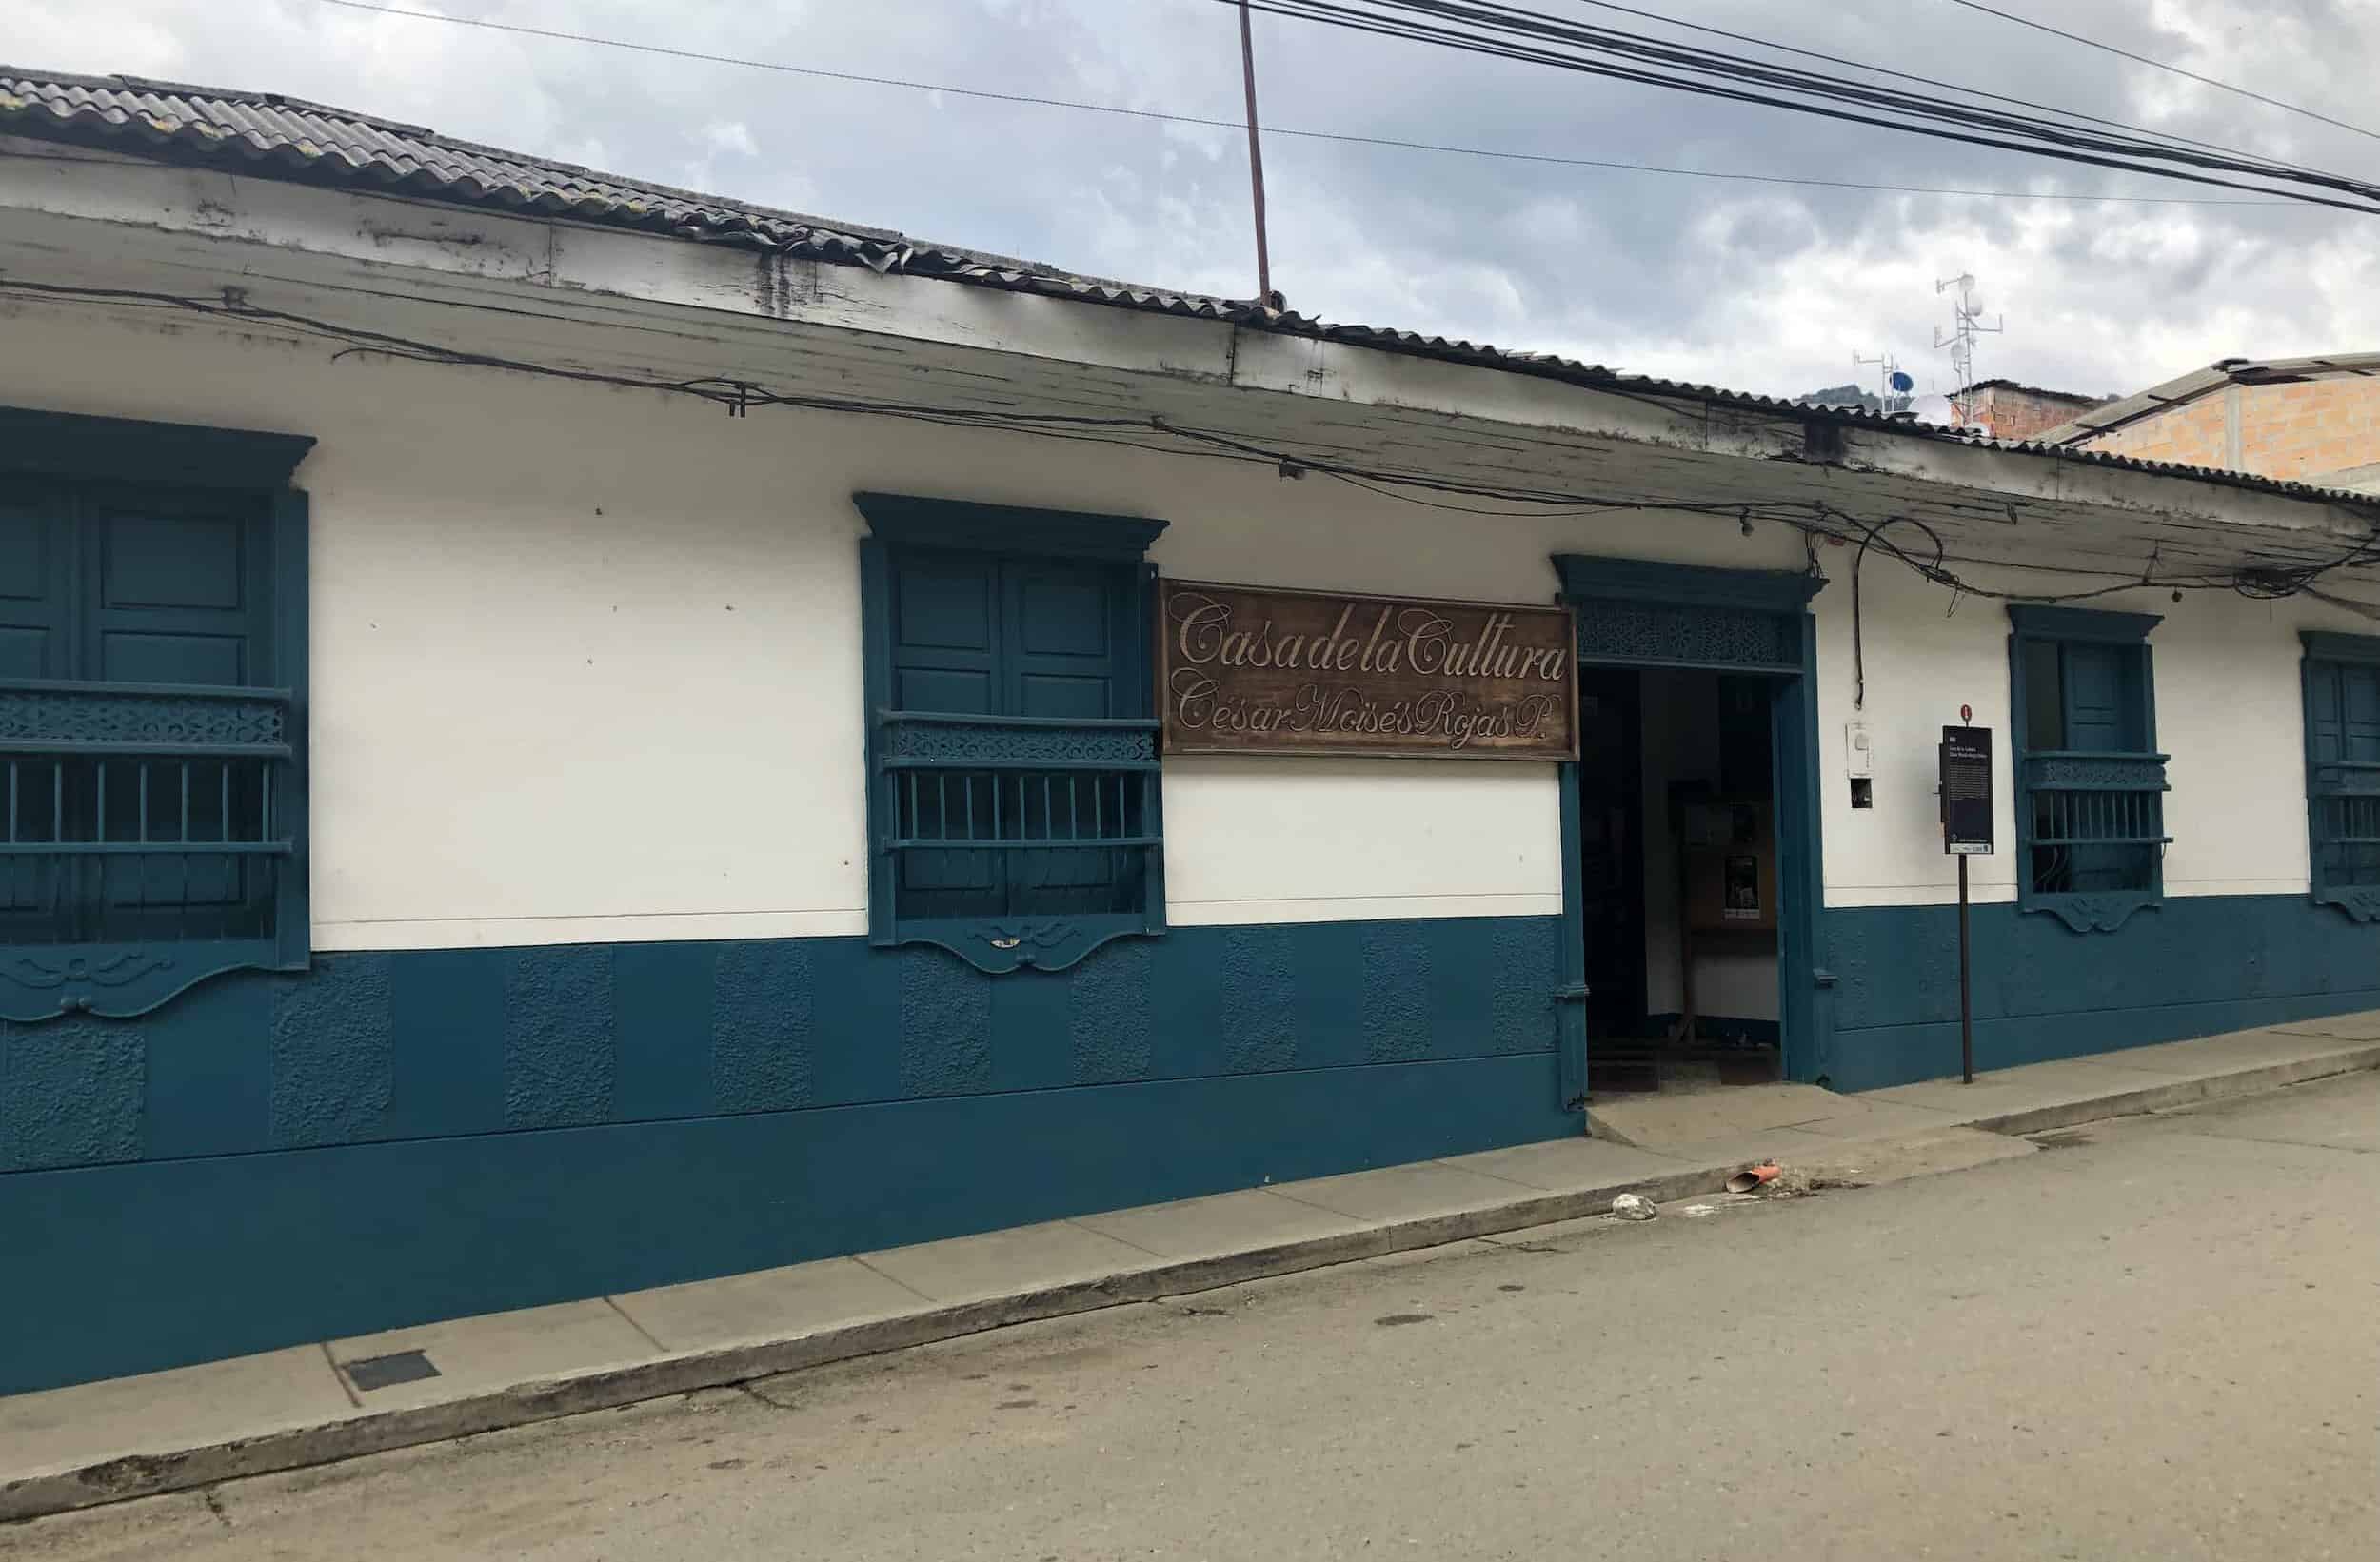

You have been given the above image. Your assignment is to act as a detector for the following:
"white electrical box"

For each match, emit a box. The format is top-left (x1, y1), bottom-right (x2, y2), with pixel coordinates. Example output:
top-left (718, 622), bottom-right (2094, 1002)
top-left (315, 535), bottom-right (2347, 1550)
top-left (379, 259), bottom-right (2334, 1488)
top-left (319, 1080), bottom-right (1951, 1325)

top-left (1844, 722), bottom-right (1874, 778)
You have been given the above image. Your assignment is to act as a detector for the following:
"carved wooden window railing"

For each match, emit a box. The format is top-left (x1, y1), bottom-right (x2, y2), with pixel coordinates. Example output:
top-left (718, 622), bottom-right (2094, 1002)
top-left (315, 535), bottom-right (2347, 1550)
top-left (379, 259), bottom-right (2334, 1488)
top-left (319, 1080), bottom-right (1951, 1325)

top-left (0, 681), bottom-right (304, 1015)
top-left (2303, 632), bottom-right (2380, 924)
top-left (855, 494), bottom-right (1168, 974)
top-left (2007, 605), bottom-right (2168, 933)
top-left (0, 406), bottom-right (312, 1019)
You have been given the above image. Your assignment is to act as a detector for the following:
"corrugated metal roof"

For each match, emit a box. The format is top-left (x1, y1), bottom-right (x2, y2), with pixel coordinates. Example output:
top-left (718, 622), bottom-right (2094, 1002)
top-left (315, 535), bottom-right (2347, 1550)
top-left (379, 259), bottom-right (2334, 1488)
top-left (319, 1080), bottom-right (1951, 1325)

top-left (2036, 352), bottom-right (2380, 445)
top-left (6, 63), bottom-right (2380, 515)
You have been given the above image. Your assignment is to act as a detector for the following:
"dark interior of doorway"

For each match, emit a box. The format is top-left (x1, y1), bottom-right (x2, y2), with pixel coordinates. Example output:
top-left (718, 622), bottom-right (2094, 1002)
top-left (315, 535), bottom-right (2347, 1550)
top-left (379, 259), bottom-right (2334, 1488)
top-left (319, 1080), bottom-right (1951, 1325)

top-left (1577, 667), bottom-right (1783, 1096)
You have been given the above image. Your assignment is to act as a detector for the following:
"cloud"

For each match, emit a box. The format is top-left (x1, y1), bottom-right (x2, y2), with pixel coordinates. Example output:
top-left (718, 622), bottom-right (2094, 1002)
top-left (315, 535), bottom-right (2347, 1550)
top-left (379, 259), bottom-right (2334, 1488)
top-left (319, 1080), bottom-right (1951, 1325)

top-left (11, 0), bottom-right (2378, 400)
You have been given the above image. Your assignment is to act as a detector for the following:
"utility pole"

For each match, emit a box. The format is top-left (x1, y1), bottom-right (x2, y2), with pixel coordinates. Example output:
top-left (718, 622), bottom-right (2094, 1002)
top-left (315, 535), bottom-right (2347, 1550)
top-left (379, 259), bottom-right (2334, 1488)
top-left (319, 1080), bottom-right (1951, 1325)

top-left (1238, 0), bottom-right (1274, 308)
top-left (1934, 273), bottom-right (2004, 426)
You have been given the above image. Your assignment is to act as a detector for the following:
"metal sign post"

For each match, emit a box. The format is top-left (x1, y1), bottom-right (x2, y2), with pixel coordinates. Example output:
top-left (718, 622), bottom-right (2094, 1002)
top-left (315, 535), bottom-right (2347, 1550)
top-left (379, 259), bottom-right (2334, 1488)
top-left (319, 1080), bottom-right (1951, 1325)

top-left (1940, 719), bottom-right (1994, 1084)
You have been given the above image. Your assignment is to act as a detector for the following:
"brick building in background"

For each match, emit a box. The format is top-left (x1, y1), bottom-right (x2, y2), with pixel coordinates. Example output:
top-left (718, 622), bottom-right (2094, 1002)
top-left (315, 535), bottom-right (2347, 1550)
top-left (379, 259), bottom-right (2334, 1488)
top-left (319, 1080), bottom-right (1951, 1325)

top-left (1955, 379), bottom-right (2110, 443)
top-left (2036, 354), bottom-right (2380, 491)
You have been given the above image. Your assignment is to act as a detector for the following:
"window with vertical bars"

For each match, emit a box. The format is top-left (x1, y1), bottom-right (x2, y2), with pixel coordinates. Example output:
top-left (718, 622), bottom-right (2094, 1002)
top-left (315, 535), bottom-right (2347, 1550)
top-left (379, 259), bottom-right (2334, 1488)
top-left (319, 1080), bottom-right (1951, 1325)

top-left (856, 495), bottom-right (1167, 973)
top-left (0, 458), bottom-right (306, 1006)
top-left (2008, 606), bottom-right (2168, 927)
top-left (0, 685), bottom-right (293, 946)
top-left (2303, 634), bottom-right (2380, 919)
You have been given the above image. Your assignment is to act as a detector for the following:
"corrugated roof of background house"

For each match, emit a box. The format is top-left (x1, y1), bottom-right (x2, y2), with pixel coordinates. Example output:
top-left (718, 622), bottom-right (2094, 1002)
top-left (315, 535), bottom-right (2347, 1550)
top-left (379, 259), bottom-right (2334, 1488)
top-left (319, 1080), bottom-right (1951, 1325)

top-left (6, 64), bottom-right (2380, 515)
top-left (1960, 378), bottom-right (2108, 405)
top-left (2036, 354), bottom-right (2380, 445)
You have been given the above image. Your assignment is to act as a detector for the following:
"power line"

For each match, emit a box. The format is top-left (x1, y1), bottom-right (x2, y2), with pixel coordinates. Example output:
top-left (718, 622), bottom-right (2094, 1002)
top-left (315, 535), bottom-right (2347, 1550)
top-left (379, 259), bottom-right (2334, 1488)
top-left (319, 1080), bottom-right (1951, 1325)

top-left (1549, 0), bottom-right (2333, 177)
top-left (304, 0), bottom-right (2301, 208)
top-left (1226, 0), bottom-right (2380, 213)
top-left (1247, 0), bottom-right (2363, 188)
top-left (10, 276), bottom-right (2370, 607)
top-left (1940, 0), bottom-right (2380, 145)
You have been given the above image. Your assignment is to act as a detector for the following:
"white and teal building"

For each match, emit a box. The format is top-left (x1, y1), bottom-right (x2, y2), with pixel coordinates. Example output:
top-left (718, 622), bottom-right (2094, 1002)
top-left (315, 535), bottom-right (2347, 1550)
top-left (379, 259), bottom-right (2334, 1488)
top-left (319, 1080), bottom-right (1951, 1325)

top-left (1, 68), bottom-right (2374, 1394)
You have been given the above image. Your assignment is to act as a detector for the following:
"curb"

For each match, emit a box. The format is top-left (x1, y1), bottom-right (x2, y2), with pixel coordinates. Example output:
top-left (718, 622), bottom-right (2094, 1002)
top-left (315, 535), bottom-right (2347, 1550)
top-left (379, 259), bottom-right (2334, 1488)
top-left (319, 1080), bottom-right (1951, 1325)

top-left (3, 1161), bottom-right (1735, 1525)
top-left (1968, 1042), bottom-right (2380, 1137)
top-left (7, 1040), bottom-right (2376, 1524)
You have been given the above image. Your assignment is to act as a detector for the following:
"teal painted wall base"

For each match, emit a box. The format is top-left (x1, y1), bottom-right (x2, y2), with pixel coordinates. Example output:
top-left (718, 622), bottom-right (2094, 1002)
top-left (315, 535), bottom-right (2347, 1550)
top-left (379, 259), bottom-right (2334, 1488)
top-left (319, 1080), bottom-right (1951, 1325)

top-left (0, 916), bottom-right (1569, 1395)
top-left (1821, 893), bottom-right (2380, 1092)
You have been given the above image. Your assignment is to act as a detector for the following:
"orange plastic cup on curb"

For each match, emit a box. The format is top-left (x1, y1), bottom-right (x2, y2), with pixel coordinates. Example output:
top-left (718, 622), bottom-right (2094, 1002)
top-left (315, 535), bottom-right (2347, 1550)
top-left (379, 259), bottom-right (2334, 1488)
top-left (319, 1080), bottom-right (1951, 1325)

top-left (1725, 1162), bottom-right (1782, 1194)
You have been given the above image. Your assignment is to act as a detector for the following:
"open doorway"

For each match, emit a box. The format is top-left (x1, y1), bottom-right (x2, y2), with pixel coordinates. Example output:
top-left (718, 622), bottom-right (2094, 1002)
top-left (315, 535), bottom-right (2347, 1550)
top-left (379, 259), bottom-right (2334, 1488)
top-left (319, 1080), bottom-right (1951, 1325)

top-left (1580, 669), bottom-right (1783, 1095)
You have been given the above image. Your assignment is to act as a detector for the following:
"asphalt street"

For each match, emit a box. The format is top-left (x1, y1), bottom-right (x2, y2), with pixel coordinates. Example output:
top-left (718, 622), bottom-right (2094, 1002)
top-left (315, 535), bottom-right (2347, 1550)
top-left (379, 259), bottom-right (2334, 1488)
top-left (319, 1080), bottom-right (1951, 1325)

top-left (14, 1071), bottom-right (2377, 1561)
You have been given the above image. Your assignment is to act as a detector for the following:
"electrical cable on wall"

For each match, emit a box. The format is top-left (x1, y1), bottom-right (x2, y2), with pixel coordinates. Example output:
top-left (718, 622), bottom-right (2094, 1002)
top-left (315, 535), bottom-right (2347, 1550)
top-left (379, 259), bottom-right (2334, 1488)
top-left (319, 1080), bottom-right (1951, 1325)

top-left (6, 276), bottom-right (2375, 620)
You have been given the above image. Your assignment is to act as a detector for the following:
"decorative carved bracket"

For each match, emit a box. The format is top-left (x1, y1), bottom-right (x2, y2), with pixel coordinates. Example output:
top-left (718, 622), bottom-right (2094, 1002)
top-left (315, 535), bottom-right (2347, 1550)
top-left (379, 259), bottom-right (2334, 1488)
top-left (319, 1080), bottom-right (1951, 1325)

top-left (2026, 893), bottom-right (2160, 935)
top-left (2317, 885), bottom-right (2380, 925)
top-left (0, 946), bottom-right (284, 1021)
top-left (891, 918), bottom-right (1151, 975)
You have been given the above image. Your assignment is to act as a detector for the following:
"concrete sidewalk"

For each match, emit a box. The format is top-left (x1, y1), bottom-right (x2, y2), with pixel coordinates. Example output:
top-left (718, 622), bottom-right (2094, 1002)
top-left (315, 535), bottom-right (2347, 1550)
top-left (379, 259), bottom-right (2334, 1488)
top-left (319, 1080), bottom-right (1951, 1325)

top-left (6, 1011), bottom-right (2377, 1524)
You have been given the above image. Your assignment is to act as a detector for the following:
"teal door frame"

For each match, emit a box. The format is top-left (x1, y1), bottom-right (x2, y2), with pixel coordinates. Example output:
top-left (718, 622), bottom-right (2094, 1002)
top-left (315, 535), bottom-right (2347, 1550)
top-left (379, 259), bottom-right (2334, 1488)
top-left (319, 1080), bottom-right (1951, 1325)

top-left (1550, 557), bottom-right (1832, 1102)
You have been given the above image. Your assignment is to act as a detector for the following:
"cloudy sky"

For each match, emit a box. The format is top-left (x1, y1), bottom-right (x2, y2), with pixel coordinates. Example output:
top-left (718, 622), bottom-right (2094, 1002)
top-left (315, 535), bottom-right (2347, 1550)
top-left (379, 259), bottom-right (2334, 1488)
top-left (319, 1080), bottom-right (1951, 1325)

top-left (16, 0), bottom-right (2380, 400)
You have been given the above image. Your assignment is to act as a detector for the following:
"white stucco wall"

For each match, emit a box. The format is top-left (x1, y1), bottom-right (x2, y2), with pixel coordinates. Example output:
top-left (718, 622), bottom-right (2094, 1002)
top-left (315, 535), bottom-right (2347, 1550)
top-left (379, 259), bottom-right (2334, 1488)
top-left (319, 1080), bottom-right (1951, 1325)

top-left (5, 301), bottom-right (1791, 950)
top-left (4, 296), bottom-right (2368, 953)
top-left (1808, 552), bottom-right (2370, 908)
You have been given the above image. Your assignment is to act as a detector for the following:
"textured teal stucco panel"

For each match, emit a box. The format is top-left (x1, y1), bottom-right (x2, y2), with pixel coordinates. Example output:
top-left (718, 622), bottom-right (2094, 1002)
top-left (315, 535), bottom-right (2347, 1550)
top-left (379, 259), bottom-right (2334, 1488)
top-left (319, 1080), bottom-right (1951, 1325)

top-left (0, 918), bottom-right (1566, 1169)
top-left (899, 948), bottom-right (993, 1097)
top-left (1824, 893), bottom-right (2380, 1091)
top-left (503, 946), bottom-right (616, 1129)
top-left (269, 954), bottom-right (393, 1149)
top-left (1361, 920), bottom-right (1433, 1063)
top-left (712, 941), bottom-right (814, 1114)
top-left (1067, 939), bottom-right (1154, 1084)
top-left (0, 1015), bottom-right (144, 1171)
top-left (1489, 917), bottom-right (1560, 1054)
top-left (1220, 925), bottom-right (1299, 1074)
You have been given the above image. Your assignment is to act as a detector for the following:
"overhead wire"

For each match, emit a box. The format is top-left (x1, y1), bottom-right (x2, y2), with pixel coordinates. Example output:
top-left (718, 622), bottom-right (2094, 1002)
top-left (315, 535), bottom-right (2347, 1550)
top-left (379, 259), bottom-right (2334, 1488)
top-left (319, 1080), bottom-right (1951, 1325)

top-left (1939, 0), bottom-right (2380, 145)
top-left (6, 276), bottom-right (2370, 609)
top-left (304, 0), bottom-right (2307, 209)
top-left (1223, 0), bottom-right (2380, 212)
top-left (1240, 0), bottom-right (2366, 190)
top-left (1529, 0), bottom-right (2344, 176)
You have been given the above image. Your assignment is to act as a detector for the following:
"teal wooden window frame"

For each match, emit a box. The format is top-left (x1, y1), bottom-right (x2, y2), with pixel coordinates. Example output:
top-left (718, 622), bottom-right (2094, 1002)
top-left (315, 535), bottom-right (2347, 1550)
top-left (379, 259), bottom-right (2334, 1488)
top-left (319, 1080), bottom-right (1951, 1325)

top-left (855, 493), bottom-right (1168, 974)
top-left (0, 407), bottom-right (313, 1019)
top-left (2006, 604), bottom-right (2169, 933)
top-left (2301, 630), bottom-right (2380, 924)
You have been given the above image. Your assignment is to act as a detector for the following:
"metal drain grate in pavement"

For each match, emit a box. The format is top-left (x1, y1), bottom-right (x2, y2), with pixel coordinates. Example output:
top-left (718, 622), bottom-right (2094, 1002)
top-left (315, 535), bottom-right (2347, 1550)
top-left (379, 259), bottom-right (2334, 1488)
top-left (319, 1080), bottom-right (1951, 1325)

top-left (342, 1350), bottom-right (441, 1393)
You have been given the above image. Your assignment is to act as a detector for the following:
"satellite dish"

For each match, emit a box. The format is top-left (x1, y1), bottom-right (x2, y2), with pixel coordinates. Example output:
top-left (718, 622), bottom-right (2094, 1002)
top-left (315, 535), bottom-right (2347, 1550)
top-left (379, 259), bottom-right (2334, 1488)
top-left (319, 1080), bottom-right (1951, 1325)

top-left (1889, 370), bottom-right (1915, 392)
top-left (1965, 291), bottom-right (1988, 315)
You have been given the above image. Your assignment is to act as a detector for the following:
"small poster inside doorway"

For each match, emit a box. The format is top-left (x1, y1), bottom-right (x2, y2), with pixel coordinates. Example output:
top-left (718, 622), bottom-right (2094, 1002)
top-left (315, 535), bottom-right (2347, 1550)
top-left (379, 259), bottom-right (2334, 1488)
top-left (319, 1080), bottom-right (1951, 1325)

top-left (1723, 854), bottom-right (1761, 919)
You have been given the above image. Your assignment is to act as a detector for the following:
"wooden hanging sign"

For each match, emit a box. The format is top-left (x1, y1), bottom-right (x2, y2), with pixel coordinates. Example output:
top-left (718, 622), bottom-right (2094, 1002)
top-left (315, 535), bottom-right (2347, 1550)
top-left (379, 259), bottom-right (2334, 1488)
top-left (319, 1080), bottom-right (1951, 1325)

top-left (1156, 580), bottom-right (1578, 760)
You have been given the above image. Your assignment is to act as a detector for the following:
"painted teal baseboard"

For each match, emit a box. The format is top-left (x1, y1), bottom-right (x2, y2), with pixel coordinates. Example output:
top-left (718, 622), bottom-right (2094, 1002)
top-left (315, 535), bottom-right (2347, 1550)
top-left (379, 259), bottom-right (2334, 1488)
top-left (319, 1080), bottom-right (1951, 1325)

top-left (1821, 893), bottom-right (2380, 1092)
top-left (0, 916), bottom-right (1568, 1394)
top-left (1, 1051), bottom-right (1568, 1395)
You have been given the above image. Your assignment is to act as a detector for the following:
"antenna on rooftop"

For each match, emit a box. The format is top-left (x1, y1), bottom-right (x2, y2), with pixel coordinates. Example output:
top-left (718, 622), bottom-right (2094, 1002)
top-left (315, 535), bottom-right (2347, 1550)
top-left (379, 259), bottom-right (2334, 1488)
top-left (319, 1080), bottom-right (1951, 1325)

top-left (1854, 350), bottom-right (1915, 414)
top-left (1934, 273), bottom-right (2003, 425)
